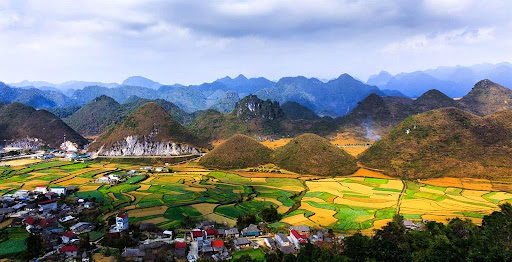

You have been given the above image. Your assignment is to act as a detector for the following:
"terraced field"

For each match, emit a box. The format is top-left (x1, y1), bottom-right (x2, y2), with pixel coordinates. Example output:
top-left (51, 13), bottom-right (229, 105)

top-left (2, 160), bottom-right (512, 234)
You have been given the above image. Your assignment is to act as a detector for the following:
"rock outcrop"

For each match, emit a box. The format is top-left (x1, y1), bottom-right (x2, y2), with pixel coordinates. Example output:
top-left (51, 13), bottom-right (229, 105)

top-left (96, 135), bottom-right (200, 156)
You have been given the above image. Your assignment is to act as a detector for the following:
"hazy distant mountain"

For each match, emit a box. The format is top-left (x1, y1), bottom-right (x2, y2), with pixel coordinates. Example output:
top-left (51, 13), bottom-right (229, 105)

top-left (367, 62), bottom-right (512, 98)
top-left (209, 91), bottom-right (240, 113)
top-left (71, 85), bottom-right (159, 105)
top-left (257, 74), bottom-right (382, 117)
top-left (367, 71), bottom-right (393, 87)
top-left (10, 80), bottom-right (118, 90)
top-left (122, 76), bottom-right (161, 89)
top-left (0, 83), bottom-right (75, 109)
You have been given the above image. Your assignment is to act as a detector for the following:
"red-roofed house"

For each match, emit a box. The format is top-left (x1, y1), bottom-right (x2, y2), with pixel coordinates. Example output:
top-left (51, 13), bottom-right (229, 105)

top-left (205, 229), bottom-right (218, 239)
top-left (60, 245), bottom-right (78, 257)
top-left (114, 213), bottom-right (128, 232)
top-left (24, 216), bottom-right (37, 225)
top-left (175, 242), bottom-right (187, 249)
top-left (212, 239), bottom-right (225, 252)
top-left (62, 232), bottom-right (79, 243)
top-left (290, 229), bottom-right (307, 248)
top-left (191, 230), bottom-right (203, 240)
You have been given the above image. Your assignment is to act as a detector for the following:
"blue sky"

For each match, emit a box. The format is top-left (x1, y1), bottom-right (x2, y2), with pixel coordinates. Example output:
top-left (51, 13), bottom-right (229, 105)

top-left (0, 0), bottom-right (511, 85)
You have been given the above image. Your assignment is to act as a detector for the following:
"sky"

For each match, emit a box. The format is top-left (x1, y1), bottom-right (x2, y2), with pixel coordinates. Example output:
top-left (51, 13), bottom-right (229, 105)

top-left (0, 0), bottom-right (511, 85)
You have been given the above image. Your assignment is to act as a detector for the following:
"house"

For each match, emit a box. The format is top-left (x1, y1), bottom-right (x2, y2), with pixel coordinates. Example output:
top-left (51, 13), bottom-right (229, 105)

top-left (275, 233), bottom-right (291, 247)
top-left (175, 241), bottom-right (187, 258)
top-left (59, 215), bottom-right (75, 223)
top-left (403, 220), bottom-right (422, 230)
top-left (83, 202), bottom-right (94, 209)
top-left (0, 207), bottom-right (14, 216)
top-left (264, 238), bottom-right (277, 250)
top-left (224, 228), bottom-right (239, 238)
top-left (122, 248), bottom-right (146, 259)
top-left (11, 202), bottom-right (26, 211)
top-left (50, 187), bottom-right (66, 196)
top-left (241, 224), bottom-right (261, 237)
top-left (211, 240), bottom-right (224, 252)
top-left (62, 232), bottom-right (79, 243)
top-left (70, 222), bottom-right (94, 234)
top-left (65, 152), bottom-right (77, 161)
top-left (234, 237), bottom-right (251, 249)
top-left (39, 199), bottom-right (58, 212)
top-left (190, 229), bottom-right (203, 240)
top-left (291, 225), bottom-right (310, 235)
top-left (34, 185), bottom-right (48, 194)
top-left (60, 245), bottom-right (79, 257)
top-left (290, 229), bottom-right (307, 247)
top-left (13, 190), bottom-right (30, 199)
top-left (163, 230), bottom-right (173, 238)
top-left (115, 214), bottom-right (129, 232)
top-left (205, 229), bottom-right (219, 239)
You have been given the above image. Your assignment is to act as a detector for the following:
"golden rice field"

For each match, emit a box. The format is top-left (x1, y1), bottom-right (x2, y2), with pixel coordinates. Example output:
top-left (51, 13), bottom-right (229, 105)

top-left (1, 159), bottom-right (512, 234)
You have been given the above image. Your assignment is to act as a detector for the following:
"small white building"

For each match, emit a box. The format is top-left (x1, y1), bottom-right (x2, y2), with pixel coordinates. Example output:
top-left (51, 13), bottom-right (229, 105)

top-left (115, 214), bottom-right (129, 232)
top-left (275, 233), bottom-right (291, 247)
top-left (50, 187), bottom-right (66, 196)
top-left (13, 190), bottom-right (30, 199)
top-left (34, 185), bottom-right (48, 194)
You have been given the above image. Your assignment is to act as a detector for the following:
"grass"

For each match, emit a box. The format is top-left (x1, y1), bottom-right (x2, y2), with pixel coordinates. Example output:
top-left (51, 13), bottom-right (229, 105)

top-left (232, 249), bottom-right (265, 261)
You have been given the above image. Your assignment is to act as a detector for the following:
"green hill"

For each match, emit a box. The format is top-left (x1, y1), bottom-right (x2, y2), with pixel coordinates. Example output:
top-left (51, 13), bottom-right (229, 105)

top-left (65, 95), bottom-right (124, 136)
top-left (458, 79), bottom-right (512, 116)
top-left (359, 107), bottom-right (512, 179)
top-left (0, 102), bottom-right (87, 147)
top-left (199, 134), bottom-right (272, 169)
top-left (88, 102), bottom-right (204, 152)
top-left (273, 133), bottom-right (358, 176)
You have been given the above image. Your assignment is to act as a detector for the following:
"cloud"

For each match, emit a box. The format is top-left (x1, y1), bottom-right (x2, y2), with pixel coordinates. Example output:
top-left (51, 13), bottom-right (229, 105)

top-left (0, 0), bottom-right (511, 84)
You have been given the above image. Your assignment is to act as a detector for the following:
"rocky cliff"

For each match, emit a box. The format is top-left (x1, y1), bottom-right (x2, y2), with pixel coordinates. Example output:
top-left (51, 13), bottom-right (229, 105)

top-left (95, 135), bottom-right (200, 156)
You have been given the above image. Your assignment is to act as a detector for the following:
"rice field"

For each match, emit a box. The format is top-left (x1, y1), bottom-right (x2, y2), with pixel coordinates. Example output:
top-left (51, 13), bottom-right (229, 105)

top-left (2, 159), bottom-right (512, 234)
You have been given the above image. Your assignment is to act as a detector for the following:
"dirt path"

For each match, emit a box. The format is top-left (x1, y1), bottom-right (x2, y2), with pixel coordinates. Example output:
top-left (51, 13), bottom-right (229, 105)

top-left (396, 179), bottom-right (407, 214)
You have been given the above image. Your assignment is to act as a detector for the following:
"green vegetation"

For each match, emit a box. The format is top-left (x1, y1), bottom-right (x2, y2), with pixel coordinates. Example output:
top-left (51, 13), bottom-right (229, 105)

top-left (200, 134), bottom-right (273, 169)
top-left (273, 133), bottom-right (358, 176)
top-left (233, 249), bottom-right (265, 261)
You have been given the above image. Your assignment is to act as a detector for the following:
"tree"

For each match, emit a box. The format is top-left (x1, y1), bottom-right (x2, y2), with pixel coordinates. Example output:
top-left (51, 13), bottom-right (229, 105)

top-left (260, 206), bottom-right (279, 223)
top-left (236, 213), bottom-right (256, 230)
top-left (25, 233), bottom-right (43, 259)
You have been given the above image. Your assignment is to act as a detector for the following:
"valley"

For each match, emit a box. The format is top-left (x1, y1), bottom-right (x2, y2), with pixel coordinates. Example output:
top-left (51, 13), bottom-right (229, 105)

top-left (1, 157), bottom-right (510, 236)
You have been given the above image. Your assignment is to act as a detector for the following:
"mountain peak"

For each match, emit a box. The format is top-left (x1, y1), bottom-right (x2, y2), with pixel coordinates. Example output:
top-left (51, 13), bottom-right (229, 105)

top-left (234, 95), bottom-right (286, 121)
top-left (234, 74), bottom-right (247, 80)
top-left (122, 76), bottom-right (161, 89)
top-left (473, 79), bottom-right (498, 90)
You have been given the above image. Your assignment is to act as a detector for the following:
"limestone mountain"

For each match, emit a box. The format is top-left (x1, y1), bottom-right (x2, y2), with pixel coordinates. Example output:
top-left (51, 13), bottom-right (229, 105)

top-left (122, 76), bottom-right (161, 89)
top-left (359, 108), bottom-right (512, 179)
top-left (273, 133), bottom-right (358, 176)
top-left (199, 134), bottom-right (272, 169)
top-left (458, 79), bottom-right (512, 116)
top-left (281, 101), bottom-right (321, 120)
top-left (88, 102), bottom-right (204, 156)
top-left (0, 102), bottom-right (87, 148)
top-left (233, 95), bottom-right (286, 121)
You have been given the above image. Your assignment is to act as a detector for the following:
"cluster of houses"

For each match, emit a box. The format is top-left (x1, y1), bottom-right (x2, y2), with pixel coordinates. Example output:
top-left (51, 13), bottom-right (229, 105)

top-left (0, 185), bottom-right (101, 260)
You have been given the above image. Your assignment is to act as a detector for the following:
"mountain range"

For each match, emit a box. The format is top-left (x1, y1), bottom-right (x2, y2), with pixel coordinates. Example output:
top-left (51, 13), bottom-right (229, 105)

top-left (367, 62), bottom-right (512, 97)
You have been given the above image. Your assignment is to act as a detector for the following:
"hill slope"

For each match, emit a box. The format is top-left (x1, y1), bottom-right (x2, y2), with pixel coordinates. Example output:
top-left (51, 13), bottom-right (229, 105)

top-left (88, 103), bottom-right (204, 156)
top-left (281, 101), bottom-right (320, 120)
top-left (199, 134), bottom-right (272, 169)
top-left (0, 103), bottom-right (87, 148)
top-left (458, 79), bottom-right (512, 116)
top-left (273, 133), bottom-right (358, 176)
top-left (359, 108), bottom-right (512, 179)
top-left (65, 95), bottom-right (124, 137)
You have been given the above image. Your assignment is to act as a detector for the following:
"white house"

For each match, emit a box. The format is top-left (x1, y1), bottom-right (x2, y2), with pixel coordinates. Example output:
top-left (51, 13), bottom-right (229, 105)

top-left (13, 190), bottom-right (30, 199)
top-left (50, 187), bottom-right (66, 196)
top-left (38, 199), bottom-right (58, 212)
top-left (115, 214), bottom-right (129, 232)
top-left (34, 185), bottom-right (48, 194)
top-left (65, 152), bottom-right (77, 161)
top-left (275, 233), bottom-right (291, 247)
top-left (62, 232), bottom-right (79, 244)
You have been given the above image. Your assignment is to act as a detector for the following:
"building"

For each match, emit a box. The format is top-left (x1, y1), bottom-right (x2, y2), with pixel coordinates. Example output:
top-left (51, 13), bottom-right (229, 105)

top-left (291, 225), bottom-right (310, 235)
top-left (60, 245), bottom-right (79, 257)
top-left (234, 237), bottom-right (251, 249)
top-left (115, 214), bottom-right (129, 232)
top-left (191, 229), bottom-right (203, 241)
top-left (275, 233), bottom-right (291, 247)
top-left (34, 185), bottom-right (48, 194)
top-left (50, 187), bottom-right (66, 196)
top-left (62, 232), bottom-right (79, 244)
top-left (38, 199), bottom-right (58, 212)
top-left (70, 222), bottom-right (94, 234)
top-left (65, 152), bottom-right (77, 161)
top-left (264, 238), bottom-right (277, 250)
top-left (241, 224), bottom-right (261, 237)
top-left (223, 228), bottom-right (239, 238)
top-left (290, 229), bottom-right (307, 248)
